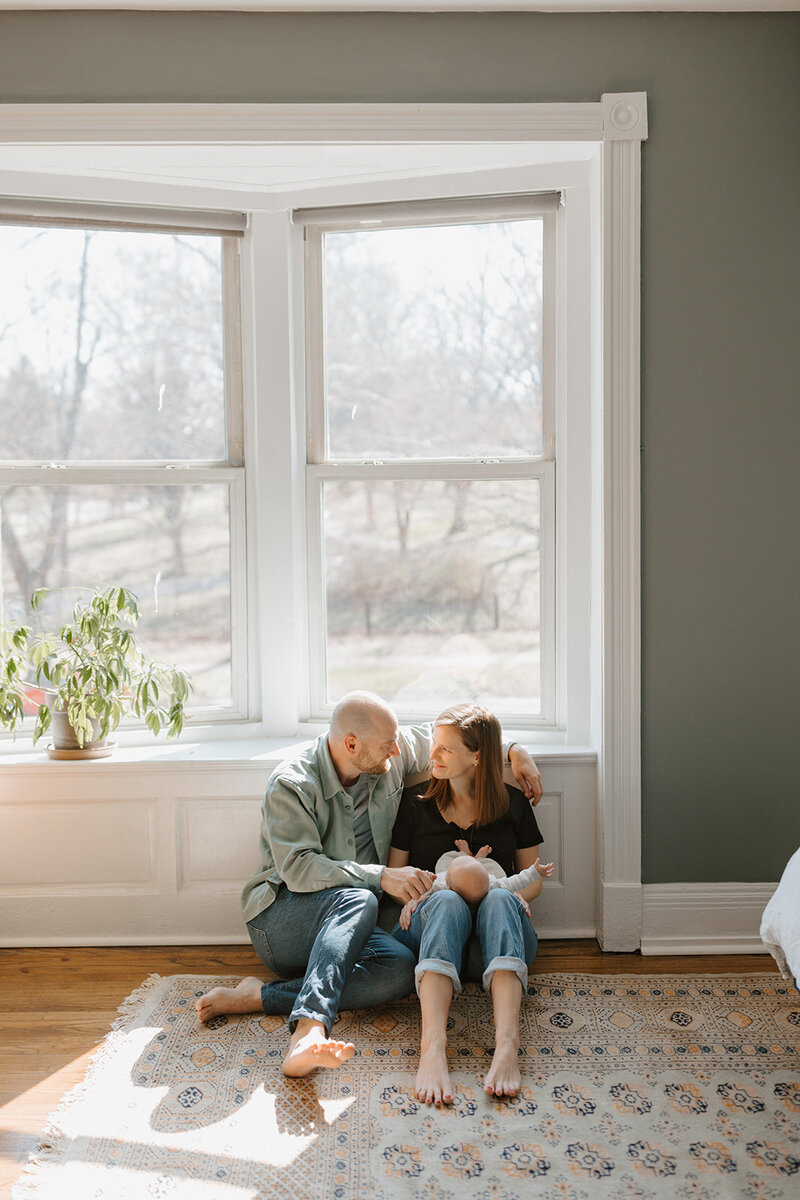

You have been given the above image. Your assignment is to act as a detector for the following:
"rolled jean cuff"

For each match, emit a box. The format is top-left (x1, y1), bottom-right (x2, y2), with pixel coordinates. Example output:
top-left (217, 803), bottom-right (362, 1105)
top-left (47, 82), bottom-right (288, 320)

top-left (414, 957), bottom-right (462, 995)
top-left (482, 954), bottom-right (528, 993)
top-left (286, 1005), bottom-right (332, 1038)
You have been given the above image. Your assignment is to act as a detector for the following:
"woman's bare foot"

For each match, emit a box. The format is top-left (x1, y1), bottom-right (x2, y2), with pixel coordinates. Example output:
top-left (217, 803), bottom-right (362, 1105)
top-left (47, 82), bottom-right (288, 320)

top-left (484, 1035), bottom-right (521, 1098)
top-left (195, 976), bottom-right (264, 1023)
top-left (282, 1019), bottom-right (355, 1078)
top-left (415, 1036), bottom-right (454, 1106)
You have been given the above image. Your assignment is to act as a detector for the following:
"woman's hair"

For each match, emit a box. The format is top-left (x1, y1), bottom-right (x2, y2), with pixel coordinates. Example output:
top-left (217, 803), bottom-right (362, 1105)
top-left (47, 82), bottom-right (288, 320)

top-left (423, 703), bottom-right (508, 827)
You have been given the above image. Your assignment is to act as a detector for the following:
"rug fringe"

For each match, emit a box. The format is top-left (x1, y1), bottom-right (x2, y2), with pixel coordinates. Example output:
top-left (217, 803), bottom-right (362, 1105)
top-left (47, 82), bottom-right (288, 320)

top-left (11, 1128), bottom-right (71, 1199)
top-left (111, 971), bottom-right (165, 1032)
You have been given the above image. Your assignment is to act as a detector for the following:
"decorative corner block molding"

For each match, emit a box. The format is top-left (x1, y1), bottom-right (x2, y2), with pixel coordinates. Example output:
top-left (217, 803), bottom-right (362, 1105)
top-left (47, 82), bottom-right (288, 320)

top-left (602, 92), bottom-right (649, 142)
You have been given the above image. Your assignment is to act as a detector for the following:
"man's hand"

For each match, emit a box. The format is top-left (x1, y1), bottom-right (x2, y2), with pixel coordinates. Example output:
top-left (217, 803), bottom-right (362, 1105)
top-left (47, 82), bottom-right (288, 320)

top-left (513, 891), bottom-right (531, 917)
top-left (380, 865), bottom-right (435, 903)
top-left (509, 743), bottom-right (543, 805)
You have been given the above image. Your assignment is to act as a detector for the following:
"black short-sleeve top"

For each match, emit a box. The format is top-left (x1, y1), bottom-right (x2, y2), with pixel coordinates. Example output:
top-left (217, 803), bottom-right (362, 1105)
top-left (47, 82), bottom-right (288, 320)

top-left (390, 783), bottom-right (543, 876)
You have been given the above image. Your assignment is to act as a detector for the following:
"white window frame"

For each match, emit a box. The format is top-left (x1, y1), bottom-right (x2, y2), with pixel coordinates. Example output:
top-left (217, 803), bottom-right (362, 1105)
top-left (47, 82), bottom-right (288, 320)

top-left (299, 194), bottom-right (558, 727)
top-left (0, 96), bottom-right (646, 949)
top-left (0, 205), bottom-right (250, 724)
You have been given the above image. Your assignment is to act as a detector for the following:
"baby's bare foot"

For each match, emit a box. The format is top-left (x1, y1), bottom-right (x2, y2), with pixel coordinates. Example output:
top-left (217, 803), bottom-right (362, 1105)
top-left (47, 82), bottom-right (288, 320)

top-left (283, 1021), bottom-right (355, 1078)
top-left (195, 976), bottom-right (264, 1023)
top-left (415, 1037), bottom-right (454, 1106)
top-left (484, 1036), bottom-right (521, 1098)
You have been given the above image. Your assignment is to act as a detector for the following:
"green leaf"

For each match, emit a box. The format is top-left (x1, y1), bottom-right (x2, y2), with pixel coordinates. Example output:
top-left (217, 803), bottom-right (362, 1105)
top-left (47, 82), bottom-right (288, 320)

top-left (31, 588), bottom-right (48, 611)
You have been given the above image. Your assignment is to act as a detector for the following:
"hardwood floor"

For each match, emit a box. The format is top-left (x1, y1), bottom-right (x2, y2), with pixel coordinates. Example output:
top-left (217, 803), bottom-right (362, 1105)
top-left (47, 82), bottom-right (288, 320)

top-left (0, 942), bottom-right (779, 1197)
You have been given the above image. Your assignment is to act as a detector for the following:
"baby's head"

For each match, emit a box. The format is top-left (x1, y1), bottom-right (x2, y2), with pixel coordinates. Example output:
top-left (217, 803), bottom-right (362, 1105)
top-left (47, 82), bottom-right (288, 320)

top-left (445, 855), bottom-right (491, 904)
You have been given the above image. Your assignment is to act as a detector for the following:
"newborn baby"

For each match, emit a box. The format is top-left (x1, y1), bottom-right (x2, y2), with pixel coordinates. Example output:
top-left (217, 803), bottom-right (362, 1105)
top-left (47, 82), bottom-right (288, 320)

top-left (399, 840), bottom-right (555, 929)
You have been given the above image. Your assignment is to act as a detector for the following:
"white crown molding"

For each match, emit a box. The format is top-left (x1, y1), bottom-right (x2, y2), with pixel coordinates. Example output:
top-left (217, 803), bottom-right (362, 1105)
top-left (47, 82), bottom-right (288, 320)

top-left (642, 882), bottom-right (779, 955)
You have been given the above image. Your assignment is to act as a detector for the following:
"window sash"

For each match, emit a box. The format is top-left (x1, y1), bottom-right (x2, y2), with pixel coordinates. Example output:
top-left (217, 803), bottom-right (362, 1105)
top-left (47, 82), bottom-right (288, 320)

top-left (305, 460), bottom-right (555, 726)
top-left (1, 235), bottom-right (244, 470)
top-left (302, 194), bottom-right (558, 726)
top-left (304, 198), bottom-right (556, 467)
top-left (0, 207), bottom-right (249, 727)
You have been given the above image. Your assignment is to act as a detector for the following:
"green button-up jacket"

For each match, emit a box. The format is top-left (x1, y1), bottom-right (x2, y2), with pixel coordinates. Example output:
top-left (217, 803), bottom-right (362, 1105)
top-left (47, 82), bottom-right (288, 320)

top-left (241, 724), bottom-right (434, 923)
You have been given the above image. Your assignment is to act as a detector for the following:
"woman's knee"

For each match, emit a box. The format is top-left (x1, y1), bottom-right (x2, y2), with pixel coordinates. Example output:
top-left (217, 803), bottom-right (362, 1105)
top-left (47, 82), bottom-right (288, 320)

top-left (424, 889), bottom-right (471, 923)
top-left (480, 888), bottom-right (519, 914)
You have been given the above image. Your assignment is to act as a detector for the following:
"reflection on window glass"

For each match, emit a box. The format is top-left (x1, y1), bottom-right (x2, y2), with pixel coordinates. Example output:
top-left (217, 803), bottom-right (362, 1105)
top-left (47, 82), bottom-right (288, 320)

top-left (0, 226), bottom-right (225, 461)
top-left (322, 478), bottom-right (540, 714)
top-left (324, 220), bottom-right (543, 460)
top-left (0, 485), bottom-right (232, 709)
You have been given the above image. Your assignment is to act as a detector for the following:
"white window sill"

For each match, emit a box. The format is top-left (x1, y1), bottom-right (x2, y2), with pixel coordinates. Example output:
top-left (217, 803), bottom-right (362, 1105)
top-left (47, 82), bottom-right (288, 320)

top-left (0, 732), bottom-right (597, 771)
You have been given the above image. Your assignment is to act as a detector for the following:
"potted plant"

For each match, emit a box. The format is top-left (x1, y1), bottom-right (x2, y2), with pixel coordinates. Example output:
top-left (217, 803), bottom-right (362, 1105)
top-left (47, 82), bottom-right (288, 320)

top-left (0, 585), bottom-right (192, 759)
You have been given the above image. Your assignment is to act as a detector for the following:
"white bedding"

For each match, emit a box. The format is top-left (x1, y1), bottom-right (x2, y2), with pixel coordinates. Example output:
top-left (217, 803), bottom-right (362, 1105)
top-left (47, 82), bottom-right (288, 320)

top-left (760, 845), bottom-right (800, 985)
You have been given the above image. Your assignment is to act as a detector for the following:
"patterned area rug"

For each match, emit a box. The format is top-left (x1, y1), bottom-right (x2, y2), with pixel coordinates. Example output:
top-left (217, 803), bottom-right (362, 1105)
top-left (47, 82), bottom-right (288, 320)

top-left (13, 972), bottom-right (800, 1200)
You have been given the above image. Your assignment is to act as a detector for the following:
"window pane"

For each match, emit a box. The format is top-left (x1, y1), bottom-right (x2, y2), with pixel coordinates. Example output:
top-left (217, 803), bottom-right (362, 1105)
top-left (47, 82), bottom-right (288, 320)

top-left (323, 220), bottom-right (543, 461)
top-left (0, 226), bottom-right (226, 461)
top-left (0, 484), bottom-right (232, 709)
top-left (322, 478), bottom-right (540, 715)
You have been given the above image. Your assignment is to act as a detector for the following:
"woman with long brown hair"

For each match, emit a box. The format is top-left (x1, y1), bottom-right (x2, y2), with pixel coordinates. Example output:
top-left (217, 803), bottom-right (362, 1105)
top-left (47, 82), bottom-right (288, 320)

top-left (389, 703), bottom-right (545, 1105)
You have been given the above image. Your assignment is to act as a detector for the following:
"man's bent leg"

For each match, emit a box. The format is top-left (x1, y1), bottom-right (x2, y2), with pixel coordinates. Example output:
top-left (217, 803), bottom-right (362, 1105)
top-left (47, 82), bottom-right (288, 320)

top-left (262, 887), bottom-right (382, 1035)
top-left (198, 885), bottom-right (384, 1030)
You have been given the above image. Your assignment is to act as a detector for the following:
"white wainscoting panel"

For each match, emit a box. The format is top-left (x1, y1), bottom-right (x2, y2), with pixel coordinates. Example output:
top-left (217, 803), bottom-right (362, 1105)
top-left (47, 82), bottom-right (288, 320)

top-left (178, 797), bottom-right (262, 892)
top-left (0, 799), bottom-right (156, 891)
top-left (0, 752), bottom-right (597, 945)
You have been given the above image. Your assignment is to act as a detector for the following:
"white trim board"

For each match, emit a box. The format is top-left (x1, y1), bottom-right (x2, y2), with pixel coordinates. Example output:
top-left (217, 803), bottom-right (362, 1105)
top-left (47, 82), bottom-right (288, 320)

top-left (0, 98), bottom-right (645, 950)
top-left (641, 882), bottom-right (778, 955)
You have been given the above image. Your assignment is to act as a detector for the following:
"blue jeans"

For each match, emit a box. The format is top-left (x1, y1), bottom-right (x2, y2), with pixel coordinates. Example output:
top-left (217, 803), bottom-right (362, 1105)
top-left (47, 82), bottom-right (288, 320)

top-left (246, 885), bottom-right (416, 1036)
top-left (392, 888), bottom-right (538, 993)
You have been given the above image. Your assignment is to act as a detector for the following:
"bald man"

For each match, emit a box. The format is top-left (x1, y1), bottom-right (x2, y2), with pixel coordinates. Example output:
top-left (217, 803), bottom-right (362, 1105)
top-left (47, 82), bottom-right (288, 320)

top-left (196, 691), bottom-right (541, 1078)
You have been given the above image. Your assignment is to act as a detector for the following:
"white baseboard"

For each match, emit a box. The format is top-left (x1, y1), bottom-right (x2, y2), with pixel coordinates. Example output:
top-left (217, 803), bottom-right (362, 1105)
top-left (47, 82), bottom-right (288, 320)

top-left (641, 882), bottom-right (777, 956)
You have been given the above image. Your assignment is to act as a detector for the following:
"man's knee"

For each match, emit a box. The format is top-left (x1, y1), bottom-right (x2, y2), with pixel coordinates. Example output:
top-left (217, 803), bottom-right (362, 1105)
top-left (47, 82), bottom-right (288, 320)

top-left (325, 887), bottom-right (379, 922)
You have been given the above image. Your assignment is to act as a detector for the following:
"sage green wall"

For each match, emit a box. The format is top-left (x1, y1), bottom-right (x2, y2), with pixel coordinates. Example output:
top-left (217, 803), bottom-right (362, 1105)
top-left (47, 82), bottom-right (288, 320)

top-left (1, 13), bottom-right (799, 883)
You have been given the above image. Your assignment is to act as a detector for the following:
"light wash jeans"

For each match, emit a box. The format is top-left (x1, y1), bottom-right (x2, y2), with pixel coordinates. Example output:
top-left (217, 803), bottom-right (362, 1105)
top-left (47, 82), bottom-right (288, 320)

top-left (392, 887), bottom-right (538, 993)
top-left (246, 885), bottom-right (416, 1036)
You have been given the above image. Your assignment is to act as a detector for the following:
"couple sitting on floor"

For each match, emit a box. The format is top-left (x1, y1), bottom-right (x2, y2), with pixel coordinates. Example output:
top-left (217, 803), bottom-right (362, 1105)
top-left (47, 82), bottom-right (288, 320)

top-left (196, 691), bottom-right (551, 1104)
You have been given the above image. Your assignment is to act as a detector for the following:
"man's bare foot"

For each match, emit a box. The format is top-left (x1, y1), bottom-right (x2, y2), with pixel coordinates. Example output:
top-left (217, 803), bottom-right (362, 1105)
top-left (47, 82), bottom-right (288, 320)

top-left (415, 1037), bottom-right (454, 1106)
top-left (282, 1019), bottom-right (355, 1078)
top-left (195, 976), bottom-right (264, 1023)
top-left (484, 1036), bottom-right (521, 1098)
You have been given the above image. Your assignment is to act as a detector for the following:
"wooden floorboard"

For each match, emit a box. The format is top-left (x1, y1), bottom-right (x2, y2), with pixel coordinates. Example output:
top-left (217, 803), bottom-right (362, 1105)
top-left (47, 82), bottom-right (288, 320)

top-left (0, 942), bottom-right (780, 1197)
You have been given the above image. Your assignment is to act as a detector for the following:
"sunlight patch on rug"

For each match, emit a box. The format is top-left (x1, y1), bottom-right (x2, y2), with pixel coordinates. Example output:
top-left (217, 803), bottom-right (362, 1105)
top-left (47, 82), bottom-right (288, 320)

top-left (12, 973), bottom-right (800, 1199)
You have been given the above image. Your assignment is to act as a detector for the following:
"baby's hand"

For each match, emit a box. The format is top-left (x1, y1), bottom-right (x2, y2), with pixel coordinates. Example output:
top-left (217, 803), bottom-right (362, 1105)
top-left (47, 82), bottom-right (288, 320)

top-left (534, 857), bottom-right (555, 878)
top-left (400, 897), bottom-right (420, 930)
